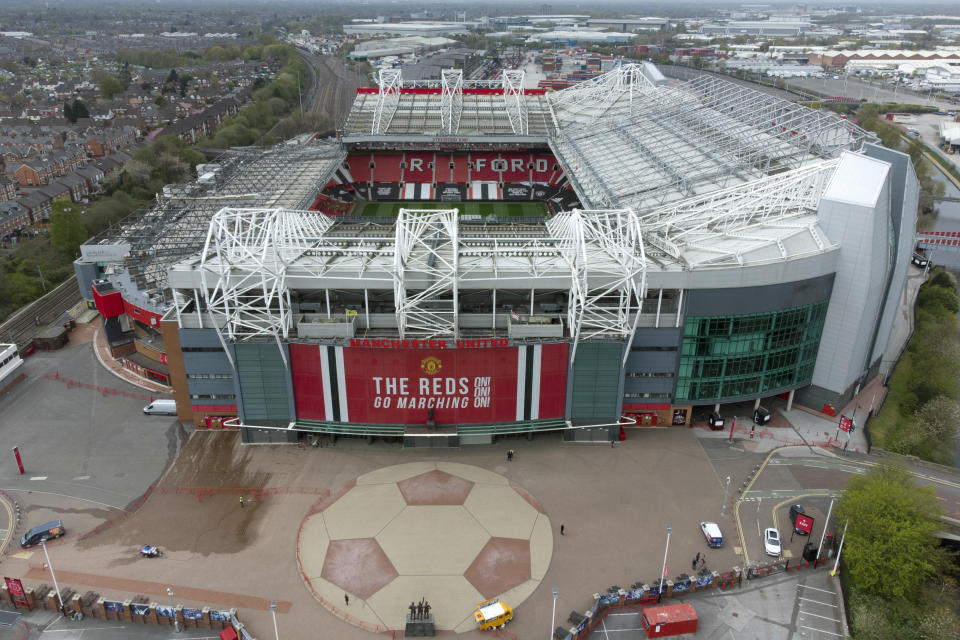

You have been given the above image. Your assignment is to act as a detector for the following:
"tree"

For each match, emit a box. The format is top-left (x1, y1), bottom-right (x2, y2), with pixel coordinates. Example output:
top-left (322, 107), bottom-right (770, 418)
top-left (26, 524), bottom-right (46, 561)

top-left (49, 202), bottom-right (88, 258)
top-left (71, 99), bottom-right (89, 120)
top-left (166, 68), bottom-right (178, 84)
top-left (836, 463), bottom-right (943, 600)
top-left (99, 77), bottom-right (124, 99)
top-left (63, 101), bottom-right (74, 123)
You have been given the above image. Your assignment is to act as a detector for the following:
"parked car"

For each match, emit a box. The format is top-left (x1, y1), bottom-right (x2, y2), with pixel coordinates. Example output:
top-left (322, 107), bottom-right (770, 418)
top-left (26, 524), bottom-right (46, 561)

top-left (789, 504), bottom-right (808, 534)
top-left (700, 521), bottom-right (723, 548)
top-left (764, 528), bottom-right (781, 556)
top-left (20, 520), bottom-right (65, 548)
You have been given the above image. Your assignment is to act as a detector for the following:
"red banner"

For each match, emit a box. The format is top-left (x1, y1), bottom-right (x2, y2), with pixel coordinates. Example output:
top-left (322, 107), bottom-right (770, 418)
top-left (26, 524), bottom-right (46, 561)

top-left (795, 513), bottom-right (814, 535)
top-left (342, 347), bottom-right (519, 424)
top-left (838, 415), bottom-right (852, 433)
top-left (289, 343), bottom-right (569, 425)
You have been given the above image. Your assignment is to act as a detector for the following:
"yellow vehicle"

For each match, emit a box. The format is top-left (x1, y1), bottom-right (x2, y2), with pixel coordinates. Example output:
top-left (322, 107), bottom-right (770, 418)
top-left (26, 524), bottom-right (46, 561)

top-left (474, 599), bottom-right (514, 630)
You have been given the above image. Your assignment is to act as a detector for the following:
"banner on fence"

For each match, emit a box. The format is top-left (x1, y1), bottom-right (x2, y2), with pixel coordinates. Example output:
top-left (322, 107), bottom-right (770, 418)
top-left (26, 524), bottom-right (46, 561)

top-left (156, 605), bottom-right (175, 618)
top-left (210, 610), bottom-right (231, 622)
top-left (131, 603), bottom-right (150, 616)
top-left (183, 608), bottom-right (203, 620)
top-left (103, 600), bottom-right (124, 613)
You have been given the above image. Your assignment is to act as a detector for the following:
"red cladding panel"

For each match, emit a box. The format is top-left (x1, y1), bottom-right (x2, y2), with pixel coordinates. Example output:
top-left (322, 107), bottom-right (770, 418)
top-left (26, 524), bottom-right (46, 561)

top-left (91, 286), bottom-right (124, 318)
top-left (538, 343), bottom-right (568, 418)
top-left (342, 347), bottom-right (519, 425)
top-left (290, 343), bottom-right (326, 421)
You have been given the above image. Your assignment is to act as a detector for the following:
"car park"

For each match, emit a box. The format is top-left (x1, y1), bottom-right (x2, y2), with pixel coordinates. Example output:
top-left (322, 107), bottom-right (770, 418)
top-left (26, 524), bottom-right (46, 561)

top-left (700, 521), bottom-right (723, 548)
top-left (763, 528), bottom-right (781, 556)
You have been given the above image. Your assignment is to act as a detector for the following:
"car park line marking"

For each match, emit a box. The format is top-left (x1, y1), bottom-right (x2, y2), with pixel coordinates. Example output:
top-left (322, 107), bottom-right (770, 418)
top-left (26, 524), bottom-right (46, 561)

top-left (798, 597), bottom-right (837, 608)
top-left (30, 476), bottom-right (47, 481)
top-left (73, 475), bottom-right (90, 480)
top-left (799, 624), bottom-right (844, 637)
top-left (798, 585), bottom-right (834, 594)
top-left (801, 610), bottom-right (842, 622)
top-left (599, 617), bottom-right (612, 639)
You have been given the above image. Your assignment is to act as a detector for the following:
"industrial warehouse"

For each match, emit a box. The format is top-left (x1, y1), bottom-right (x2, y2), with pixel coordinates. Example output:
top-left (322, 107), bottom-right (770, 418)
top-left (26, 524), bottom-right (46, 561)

top-left (74, 63), bottom-right (919, 444)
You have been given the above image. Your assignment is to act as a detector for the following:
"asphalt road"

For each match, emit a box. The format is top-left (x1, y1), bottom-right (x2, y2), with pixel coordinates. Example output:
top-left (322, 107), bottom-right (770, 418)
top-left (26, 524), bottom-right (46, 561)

top-left (600, 569), bottom-right (845, 640)
top-left (0, 608), bottom-right (223, 640)
top-left (0, 340), bottom-right (189, 546)
top-left (784, 75), bottom-right (959, 110)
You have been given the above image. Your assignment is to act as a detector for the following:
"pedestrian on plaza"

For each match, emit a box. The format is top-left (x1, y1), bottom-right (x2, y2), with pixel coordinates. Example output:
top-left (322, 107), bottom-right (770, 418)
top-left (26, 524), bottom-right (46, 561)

top-left (507, 449), bottom-right (514, 461)
top-left (750, 426), bottom-right (755, 439)
top-left (560, 524), bottom-right (565, 535)
top-left (239, 496), bottom-right (244, 508)
top-left (345, 593), bottom-right (350, 606)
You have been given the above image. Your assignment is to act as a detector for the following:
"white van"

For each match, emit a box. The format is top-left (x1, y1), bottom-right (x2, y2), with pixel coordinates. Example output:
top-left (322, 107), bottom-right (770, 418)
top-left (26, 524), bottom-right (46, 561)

top-left (143, 399), bottom-right (177, 415)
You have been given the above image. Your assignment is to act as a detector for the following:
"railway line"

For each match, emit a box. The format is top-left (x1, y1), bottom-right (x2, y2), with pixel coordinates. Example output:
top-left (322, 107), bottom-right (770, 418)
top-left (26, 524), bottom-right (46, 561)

top-left (0, 275), bottom-right (83, 351)
top-left (299, 51), bottom-right (369, 126)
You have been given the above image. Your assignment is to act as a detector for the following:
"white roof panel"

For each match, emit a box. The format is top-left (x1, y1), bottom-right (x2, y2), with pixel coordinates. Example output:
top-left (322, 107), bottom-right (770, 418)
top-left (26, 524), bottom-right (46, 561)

top-left (821, 151), bottom-right (889, 208)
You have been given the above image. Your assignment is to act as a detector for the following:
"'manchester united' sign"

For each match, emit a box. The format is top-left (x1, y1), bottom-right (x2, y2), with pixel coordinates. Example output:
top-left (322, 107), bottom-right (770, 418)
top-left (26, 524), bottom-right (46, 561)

top-left (290, 343), bottom-right (569, 425)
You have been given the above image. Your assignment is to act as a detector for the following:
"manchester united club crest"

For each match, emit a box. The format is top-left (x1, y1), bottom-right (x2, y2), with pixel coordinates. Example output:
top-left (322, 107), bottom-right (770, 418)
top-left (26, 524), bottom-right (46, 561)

top-left (420, 356), bottom-right (442, 375)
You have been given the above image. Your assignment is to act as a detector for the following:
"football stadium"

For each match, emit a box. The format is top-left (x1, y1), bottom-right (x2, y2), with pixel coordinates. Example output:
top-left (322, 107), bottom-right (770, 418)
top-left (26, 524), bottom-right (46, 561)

top-left (75, 63), bottom-right (919, 444)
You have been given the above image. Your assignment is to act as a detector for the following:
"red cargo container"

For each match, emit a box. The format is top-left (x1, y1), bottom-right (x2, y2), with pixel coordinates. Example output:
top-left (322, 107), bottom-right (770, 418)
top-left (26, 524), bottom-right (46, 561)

top-left (640, 603), bottom-right (698, 638)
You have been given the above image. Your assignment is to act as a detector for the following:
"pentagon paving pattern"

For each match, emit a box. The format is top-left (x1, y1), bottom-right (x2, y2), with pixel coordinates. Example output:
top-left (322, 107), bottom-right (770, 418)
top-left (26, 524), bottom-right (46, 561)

top-left (297, 462), bottom-right (551, 632)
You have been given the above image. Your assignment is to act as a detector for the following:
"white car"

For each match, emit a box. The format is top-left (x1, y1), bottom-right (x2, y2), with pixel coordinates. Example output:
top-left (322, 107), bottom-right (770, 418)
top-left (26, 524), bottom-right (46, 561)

top-left (764, 528), bottom-right (781, 557)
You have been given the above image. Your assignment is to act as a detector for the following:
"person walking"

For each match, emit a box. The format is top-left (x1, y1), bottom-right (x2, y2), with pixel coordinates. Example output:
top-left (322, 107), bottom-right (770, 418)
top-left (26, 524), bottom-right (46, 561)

top-left (750, 426), bottom-right (755, 439)
top-left (239, 496), bottom-right (244, 508)
top-left (507, 449), bottom-right (514, 461)
top-left (344, 594), bottom-right (349, 606)
top-left (560, 524), bottom-right (565, 535)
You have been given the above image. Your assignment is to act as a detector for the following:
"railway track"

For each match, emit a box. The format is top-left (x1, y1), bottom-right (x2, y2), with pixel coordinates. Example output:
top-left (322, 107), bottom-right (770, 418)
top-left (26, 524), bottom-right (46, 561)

top-left (0, 275), bottom-right (83, 351)
top-left (299, 52), bottom-right (368, 126)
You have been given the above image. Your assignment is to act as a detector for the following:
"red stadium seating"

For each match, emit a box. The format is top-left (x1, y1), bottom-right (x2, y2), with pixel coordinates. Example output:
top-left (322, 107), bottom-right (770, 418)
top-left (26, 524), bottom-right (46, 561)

top-left (403, 152), bottom-right (435, 183)
top-left (450, 153), bottom-right (470, 184)
top-left (531, 153), bottom-right (562, 184)
top-left (470, 152), bottom-right (501, 181)
top-left (346, 154), bottom-right (372, 184)
top-left (500, 153), bottom-right (531, 182)
top-left (371, 154), bottom-right (404, 183)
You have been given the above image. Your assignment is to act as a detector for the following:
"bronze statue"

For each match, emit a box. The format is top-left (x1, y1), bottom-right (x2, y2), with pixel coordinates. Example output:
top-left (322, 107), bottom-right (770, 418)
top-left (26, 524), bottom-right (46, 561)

top-left (416, 600), bottom-right (423, 619)
top-left (423, 601), bottom-right (431, 619)
top-left (409, 601), bottom-right (417, 619)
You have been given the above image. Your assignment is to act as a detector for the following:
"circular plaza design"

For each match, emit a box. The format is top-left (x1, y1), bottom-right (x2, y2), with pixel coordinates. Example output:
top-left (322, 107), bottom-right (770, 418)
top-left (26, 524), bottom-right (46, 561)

top-left (297, 462), bottom-right (553, 633)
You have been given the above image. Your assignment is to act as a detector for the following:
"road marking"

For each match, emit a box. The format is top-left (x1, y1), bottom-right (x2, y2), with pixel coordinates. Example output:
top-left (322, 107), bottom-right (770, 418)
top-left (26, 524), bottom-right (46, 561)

top-left (30, 476), bottom-right (47, 481)
top-left (798, 585), bottom-right (835, 594)
top-left (73, 475), bottom-right (90, 481)
top-left (800, 610), bottom-right (842, 623)
top-left (799, 624), bottom-right (844, 637)
top-left (43, 626), bottom-right (126, 633)
top-left (799, 597), bottom-right (837, 608)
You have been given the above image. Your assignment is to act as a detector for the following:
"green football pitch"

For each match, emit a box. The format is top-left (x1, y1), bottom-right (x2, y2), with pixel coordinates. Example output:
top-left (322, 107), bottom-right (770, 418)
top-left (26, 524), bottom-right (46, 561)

top-left (352, 201), bottom-right (549, 218)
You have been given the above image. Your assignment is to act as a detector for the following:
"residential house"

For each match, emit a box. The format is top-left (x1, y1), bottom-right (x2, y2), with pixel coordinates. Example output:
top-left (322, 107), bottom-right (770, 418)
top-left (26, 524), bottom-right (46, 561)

top-left (17, 191), bottom-right (51, 225)
top-left (0, 201), bottom-right (29, 239)
top-left (56, 172), bottom-right (89, 202)
top-left (38, 181), bottom-right (71, 204)
top-left (0, 175), bottom-right (15, 202)
top-left (76, 165), bottom-right (104, 193)
top-left (9, 162), bottom-right (42, 187)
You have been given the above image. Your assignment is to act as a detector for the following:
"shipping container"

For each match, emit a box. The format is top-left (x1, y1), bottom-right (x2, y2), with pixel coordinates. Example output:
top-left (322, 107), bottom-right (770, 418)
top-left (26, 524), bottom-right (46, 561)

top-left (640, 603), bottom-right (698, 638)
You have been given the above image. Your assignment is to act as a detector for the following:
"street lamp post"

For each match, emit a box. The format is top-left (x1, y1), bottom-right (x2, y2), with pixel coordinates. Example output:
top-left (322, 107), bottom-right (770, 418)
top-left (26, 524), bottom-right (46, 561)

top-left (550, 588), bottom-right (558, 640)
top-left (815, 496), bottom-right (836, 568)
top-left (40, 541), bottom-right (64, 615)
top-left (659, 526), bottom-right (671, 602)
top-left (167, 588), bottom-right (181, 632)
top-left (720, 476), bottom-right (731, 517)
top-left (271, 600), bottom-right (280, 640)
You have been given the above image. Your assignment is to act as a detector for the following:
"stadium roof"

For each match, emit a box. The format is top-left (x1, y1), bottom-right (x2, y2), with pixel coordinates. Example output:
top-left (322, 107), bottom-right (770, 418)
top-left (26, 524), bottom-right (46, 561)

top-left (82, 140), bottom-right (345, 299)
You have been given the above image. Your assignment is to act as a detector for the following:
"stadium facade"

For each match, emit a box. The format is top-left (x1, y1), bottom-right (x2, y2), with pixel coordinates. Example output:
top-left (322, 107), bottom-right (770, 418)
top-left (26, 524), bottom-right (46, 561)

top-left (75, 63), bottom-right (918, 444)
